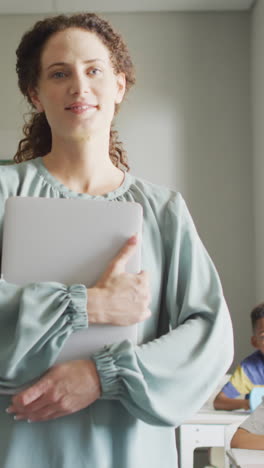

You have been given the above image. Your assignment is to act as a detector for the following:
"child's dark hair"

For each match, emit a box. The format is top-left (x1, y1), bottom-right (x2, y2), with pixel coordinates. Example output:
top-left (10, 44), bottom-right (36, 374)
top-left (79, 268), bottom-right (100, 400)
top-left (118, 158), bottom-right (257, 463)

top-left (251, 303), bottom-right (264, 332)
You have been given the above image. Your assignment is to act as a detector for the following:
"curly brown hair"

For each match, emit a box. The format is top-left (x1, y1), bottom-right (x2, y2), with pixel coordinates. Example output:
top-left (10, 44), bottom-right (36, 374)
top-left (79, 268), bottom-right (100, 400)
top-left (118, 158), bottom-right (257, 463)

top-left (14, 13), bottom-right (136, 170)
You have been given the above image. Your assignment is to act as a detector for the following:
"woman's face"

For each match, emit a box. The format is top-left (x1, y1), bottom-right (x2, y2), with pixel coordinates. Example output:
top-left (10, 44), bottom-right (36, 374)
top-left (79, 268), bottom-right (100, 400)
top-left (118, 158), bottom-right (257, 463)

top-left (30, 27), bottom-right (126, 141)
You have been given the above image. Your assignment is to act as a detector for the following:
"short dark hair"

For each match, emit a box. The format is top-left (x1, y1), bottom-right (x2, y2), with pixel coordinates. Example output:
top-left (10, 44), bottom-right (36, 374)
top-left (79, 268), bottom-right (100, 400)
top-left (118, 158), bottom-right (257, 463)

top-left (251, 303), bottom-right (264, 332)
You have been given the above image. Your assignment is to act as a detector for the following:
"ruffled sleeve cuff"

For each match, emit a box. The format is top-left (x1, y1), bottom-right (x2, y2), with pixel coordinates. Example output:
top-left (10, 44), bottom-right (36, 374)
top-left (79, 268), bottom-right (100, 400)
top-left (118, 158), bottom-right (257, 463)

top-left (92, 340), bottom-right (137, 400)
top-left (67, 284), bottom-right (88, 330)
top-left (92, 345), bottom-right (124, 399)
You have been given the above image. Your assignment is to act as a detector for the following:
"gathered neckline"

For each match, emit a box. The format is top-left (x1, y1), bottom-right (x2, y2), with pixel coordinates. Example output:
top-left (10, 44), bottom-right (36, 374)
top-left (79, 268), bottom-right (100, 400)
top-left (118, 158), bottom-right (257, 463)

top-left (33, 157), bottom-right (133, 200)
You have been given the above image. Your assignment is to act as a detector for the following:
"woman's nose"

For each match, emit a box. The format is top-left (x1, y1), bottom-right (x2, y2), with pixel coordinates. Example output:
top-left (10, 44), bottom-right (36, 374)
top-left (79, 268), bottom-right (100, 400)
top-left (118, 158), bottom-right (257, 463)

top-left (69, 73), bottom-right (90, 95)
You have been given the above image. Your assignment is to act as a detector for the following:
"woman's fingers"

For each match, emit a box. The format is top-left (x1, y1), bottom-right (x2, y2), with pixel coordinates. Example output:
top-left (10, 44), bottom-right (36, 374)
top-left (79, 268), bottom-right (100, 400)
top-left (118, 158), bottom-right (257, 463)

top-left (8, 376), bottom-right (54, 417)
top-left (8, 396), bottom-right (45, 416)
top-left (99, 235), bottom-right (138, 281)
top-left (12, 396), bottom-right (77, 422)
top-left (7, 360), bottom-right (101, 423)
top-left (27, 410), bottom-right (67, 422)
top-left (112, 234), bottom-right (138, 272)
top-left (11, 402), bottom-right (55, 421)
top-left (11, 374), bottom-right (52, 409)
top-left (89, 234), bottom-right (152, 326)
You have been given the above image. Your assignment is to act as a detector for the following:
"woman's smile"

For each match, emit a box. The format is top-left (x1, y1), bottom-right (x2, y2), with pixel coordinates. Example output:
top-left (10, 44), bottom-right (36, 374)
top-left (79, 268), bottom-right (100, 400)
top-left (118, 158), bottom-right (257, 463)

top-left (65, 101), bottom-right (98, 115)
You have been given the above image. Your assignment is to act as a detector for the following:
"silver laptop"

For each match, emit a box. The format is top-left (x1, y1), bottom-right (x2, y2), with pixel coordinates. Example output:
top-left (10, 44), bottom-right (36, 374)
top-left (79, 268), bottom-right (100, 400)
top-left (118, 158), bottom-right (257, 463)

top-left (1, 196), bottom-right (142, 392)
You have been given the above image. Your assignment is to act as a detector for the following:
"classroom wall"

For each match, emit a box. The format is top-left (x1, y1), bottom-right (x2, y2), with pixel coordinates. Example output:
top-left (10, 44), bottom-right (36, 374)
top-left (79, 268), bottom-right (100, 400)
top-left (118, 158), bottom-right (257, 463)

top-left (251, 0), bottom-right (264, 304)
top-left (0, 11), bottom-right (254, 370)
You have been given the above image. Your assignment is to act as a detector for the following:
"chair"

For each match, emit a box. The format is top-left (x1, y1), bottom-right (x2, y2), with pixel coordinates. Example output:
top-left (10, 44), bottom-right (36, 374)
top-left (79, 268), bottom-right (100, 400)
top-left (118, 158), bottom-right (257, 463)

top-left (224, 423), bottom-right (241, 468)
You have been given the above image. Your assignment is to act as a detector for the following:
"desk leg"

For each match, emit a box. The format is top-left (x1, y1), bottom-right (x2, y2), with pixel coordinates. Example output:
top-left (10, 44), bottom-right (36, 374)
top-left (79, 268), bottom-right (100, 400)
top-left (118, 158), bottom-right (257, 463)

top-left (178, 424), bottom-right (225, 468)
top-left (178, 426), bottom-right (194, 468)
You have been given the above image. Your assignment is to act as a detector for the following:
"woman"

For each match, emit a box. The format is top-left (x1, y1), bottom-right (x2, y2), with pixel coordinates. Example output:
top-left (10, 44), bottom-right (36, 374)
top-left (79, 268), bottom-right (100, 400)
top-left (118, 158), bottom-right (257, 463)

top-left (0, 13), bottom-right (233, 468)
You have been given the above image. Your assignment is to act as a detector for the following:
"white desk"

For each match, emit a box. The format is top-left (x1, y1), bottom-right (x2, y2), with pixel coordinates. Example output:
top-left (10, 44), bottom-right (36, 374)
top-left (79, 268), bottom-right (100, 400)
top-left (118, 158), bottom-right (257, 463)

top-left (227, 448), bottom-right (264, 467)
top-left (178, 409), bottom-right (248, 468)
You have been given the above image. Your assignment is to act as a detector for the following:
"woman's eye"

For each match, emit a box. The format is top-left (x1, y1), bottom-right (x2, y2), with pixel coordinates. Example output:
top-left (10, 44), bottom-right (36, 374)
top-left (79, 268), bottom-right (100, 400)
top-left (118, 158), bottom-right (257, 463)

top-left (89, 68), bottom-right (102, 76)
top-left (52, 71), bottom-right (67, 79)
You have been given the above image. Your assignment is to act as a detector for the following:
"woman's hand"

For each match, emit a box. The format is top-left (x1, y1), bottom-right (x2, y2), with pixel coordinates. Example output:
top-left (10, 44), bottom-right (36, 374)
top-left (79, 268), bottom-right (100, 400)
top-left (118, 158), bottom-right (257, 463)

top-left (7, 360), bottom-right (101, 422)
top-left (88, 235), bottom-right (151, 326)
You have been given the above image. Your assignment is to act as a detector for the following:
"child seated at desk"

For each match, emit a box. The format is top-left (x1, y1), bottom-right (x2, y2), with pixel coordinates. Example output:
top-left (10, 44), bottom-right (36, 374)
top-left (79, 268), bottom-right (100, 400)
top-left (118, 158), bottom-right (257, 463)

top-left (214, 303), bottom-right (264, 411)
top-left (231, 401), bottom-right (264, 449)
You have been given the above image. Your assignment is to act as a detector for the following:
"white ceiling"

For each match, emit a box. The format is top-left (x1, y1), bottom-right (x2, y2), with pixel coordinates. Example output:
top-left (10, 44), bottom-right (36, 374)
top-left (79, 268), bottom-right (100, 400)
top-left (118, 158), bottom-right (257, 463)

top-left (0, 0), bottom-right (256, 15)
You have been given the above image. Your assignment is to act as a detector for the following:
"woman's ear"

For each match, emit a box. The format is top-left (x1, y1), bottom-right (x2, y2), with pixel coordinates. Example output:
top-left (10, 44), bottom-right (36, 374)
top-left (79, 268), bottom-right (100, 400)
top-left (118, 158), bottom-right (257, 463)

top-left (115, 73), bottom-right (126, 105)
top-left (28, 88), bottom-right (44, 112)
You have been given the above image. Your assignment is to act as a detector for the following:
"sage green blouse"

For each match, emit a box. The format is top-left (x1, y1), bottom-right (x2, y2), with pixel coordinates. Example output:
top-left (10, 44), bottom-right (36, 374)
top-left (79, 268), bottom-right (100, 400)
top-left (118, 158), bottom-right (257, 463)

top-left (0, 157), bottom-right (233, 468)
